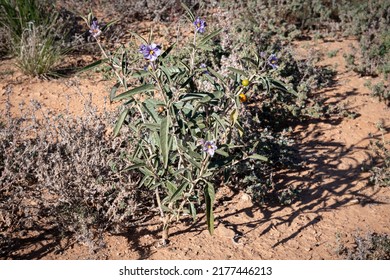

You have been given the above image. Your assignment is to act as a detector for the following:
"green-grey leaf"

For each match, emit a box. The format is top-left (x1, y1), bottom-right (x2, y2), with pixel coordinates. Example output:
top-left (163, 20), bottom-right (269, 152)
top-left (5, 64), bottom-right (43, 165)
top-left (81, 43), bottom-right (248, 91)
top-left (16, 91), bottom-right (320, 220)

top-left (207, 67), bottom-right (226, 86)
top-left (112, 84), bottom-right (155, 101)
top-left (227, 67), bottom-right (246, 76)
top-left (184, 153), bottom-right (202, 169)
top-left (261, 76), bottom-right (271, 93)
top-left (270, 78), bottom-right (298, 96)
top-left (140, 167), bottom-right (154, 177)
top-left (170, 182), bottom-right (189, 202)
top-left (101, 19), bottom-right (119, 32)
top-left (190, 202), bottom-right (197, 221)
top-left (181, 2), bottom-right (195, 22)
top-left (248, 153), bottom-right (268, 162)
top-left (142, 123), bottom-right (160, 131)
top-left (143, 99), bottom-right (163, 123)
top-left (78, 58), bottom-right (108, 73)
top-left (199, 28), bottom-right (223, 46)
top-left (241, 57), bottom-right (258, 67)
top-left (166, 180), bottom-right (177, 196)
top-left (160, 116), bottom-right (169, 169)
top-left (211, 113), bottom-right (226, 130)
top-left (180, 92), bottom-right (207, 102)
top-left (129, 31), bottom-right (148, 44)
top-left (113, 109), bottom-right (129, 137)
top-left (122, 163), bottom-right (146, 172)
top-left (215, 149), bottom-right (229, 157)
top-left (161, 42), bottom-right (176, 59)
top-left (139, 175), bottom-right (151, 187)
top-left (110, 82), bottom-right (121, 101)
top-left (132, 70), bottom-right (151, 78)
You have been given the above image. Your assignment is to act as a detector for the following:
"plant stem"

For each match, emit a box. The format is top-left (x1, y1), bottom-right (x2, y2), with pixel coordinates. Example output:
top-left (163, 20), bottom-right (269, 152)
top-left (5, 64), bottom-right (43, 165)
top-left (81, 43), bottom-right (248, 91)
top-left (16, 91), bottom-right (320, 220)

top-left (155, 187), bottom-right (164, 218)
top-left (95, 39), bottom-right (126, 90)
top-left (189, 30), bottom-right (197, 75)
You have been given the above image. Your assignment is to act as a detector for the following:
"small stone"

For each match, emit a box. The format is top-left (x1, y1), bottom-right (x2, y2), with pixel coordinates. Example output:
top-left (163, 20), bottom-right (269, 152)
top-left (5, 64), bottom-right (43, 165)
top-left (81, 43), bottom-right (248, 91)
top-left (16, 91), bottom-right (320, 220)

top-left (240, 193), bottom-right (251, 202)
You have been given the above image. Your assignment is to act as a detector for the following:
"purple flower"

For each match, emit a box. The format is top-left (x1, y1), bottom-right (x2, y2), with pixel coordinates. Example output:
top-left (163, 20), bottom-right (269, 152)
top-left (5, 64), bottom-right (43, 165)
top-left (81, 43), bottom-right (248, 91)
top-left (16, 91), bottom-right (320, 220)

top-left (268, 54), bottom-right (278, 69)
top-left (139, 43), bottom-right (161, 61)
top-left (89, 18), bottom-right (101, 38)
top-left (139, 44), bottom-right (147, 52)
top-left (199, 139), bottom-right (217, 157)
top-left (194, 17), bottom-right (207, 33)
top-left (200, 63), bottom-right (209, 74)
top-left (143, 63), bottom-right (153, 71)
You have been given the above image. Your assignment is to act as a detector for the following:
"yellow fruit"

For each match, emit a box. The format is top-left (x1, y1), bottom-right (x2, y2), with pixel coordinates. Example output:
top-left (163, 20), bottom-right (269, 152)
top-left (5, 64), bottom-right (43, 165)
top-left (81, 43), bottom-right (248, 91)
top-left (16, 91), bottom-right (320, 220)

top-left (239, 93), bottom-right (247, 103)
top-left (241, 79), bottom-right (250, 86)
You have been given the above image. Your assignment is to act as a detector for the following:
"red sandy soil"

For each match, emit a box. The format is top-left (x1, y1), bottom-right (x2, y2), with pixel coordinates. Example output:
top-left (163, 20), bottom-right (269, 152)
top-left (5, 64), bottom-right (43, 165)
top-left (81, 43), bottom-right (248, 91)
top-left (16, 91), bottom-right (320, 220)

top-left (0, 37), bottom-right (389, 260)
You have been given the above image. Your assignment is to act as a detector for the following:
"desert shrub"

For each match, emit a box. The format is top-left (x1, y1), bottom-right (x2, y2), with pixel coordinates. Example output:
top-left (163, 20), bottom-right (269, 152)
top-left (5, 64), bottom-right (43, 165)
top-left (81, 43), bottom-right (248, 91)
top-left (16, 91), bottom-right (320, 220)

top-left (0, 98), bottom-right (152, 258)
top-left (221, 0), bottom-right (389, 104)
top-left (56, 0), bottom-right (200, 23)
top-left (365, 81), bottom-right (390, 106)
top-left (346, 232), bottom-right (390, 260)
top-left (368, 123), bottom-right (390, 188)
top-left (0, 25), bottom-right (9, 56)
top-left (215, 2), bottom-right (337, 126)
top-left (340, 1), bottom-right (390, 78)
top-left (220, 0), bottom-right (344, 42)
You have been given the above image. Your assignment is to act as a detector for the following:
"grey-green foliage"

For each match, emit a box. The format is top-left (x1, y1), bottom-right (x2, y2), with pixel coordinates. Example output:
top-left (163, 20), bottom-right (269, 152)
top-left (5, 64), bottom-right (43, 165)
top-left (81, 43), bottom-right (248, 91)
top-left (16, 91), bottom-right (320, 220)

top-left (340, 0), bottom-right (390, 77)
top-left (217, 0), bottom-right (338, 122)
top-left (221, 0), bottom-right (341, 42)
top-left (347, 232), bottom-right (390, 260)
top-left (84, 5), bottom-right (297, 243)
top-left (366, 81), bottom-right (390, 106)
top-left (221, 0), bottom-right (389, 79)
top-left (368, 129), bottom-right (390, 188)
top-left (0, 99), bottom-right (142, 256)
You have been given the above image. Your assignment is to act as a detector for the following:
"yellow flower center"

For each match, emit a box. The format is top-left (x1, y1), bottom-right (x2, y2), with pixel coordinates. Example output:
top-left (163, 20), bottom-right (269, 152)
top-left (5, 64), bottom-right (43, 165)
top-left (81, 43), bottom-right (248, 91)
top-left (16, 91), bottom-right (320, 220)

top-left (149, 50), bottom-right (154, 55)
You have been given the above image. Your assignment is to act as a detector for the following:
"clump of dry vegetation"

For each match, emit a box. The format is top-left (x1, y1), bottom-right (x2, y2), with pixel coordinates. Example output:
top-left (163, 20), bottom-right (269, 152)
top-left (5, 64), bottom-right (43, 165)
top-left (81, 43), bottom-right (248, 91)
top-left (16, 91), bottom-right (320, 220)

top-left (346, 232), bottom-right (390, 260)
top-left (0, 91), bottom-right (155, 258)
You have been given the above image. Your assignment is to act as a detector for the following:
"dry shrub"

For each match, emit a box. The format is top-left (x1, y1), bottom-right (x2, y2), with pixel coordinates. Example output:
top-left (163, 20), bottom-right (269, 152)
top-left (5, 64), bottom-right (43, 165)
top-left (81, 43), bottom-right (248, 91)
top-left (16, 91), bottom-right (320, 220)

top-left (0, 94), bottom-right (153, 257)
